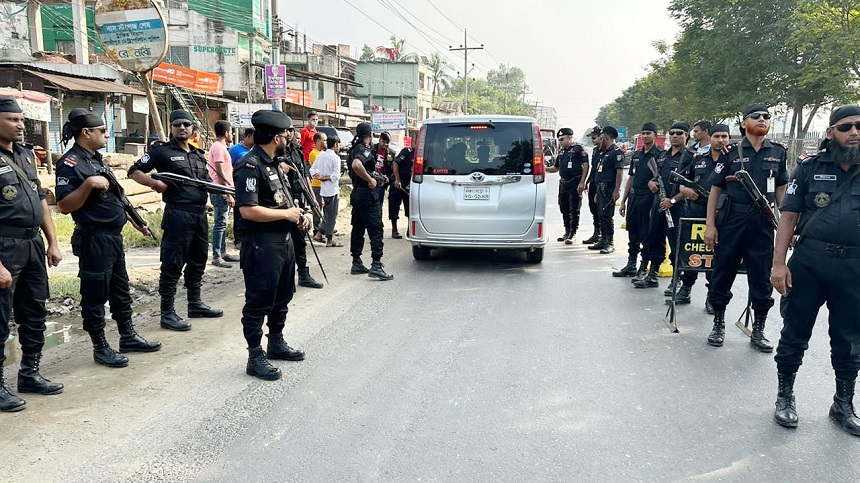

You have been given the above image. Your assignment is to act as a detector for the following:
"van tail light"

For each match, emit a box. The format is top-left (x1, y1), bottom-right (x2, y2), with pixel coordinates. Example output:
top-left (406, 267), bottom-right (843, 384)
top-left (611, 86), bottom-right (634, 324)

top-left (413, 125), bottom-right (426, 184)
top-left (537, 222), bottom-right (543, 238)
top-left (532, 124), bottom-right (545, 183)
top-left (411, 220), bottom-right (416, 236)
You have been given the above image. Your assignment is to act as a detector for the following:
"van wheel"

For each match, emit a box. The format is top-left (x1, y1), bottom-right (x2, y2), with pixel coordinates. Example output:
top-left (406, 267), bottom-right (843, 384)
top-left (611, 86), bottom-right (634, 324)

top-left (412, 245), bottom-right (432, 261)
top-left (525, 248), bottom-right (544, 264)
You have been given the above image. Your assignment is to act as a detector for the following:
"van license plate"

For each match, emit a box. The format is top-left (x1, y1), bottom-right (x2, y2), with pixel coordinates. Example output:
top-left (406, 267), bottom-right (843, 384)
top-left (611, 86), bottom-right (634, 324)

top-left (463, 186), bottom-right (490, 200)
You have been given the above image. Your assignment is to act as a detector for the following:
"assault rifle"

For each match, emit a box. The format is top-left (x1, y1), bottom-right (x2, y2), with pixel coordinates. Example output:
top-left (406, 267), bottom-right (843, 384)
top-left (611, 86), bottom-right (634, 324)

top-left (647, 157), bottom-right (674, 229)
top-left (95, 168), bottom-right (157, 241)
top-left (726, 170), bottom-right (779, 230)
top-left (151, 172), bottom-right (235, 196)
top-left (278, 155), bottom-right (328, 284)
top-left (669, 171), bottom-right (709, 200)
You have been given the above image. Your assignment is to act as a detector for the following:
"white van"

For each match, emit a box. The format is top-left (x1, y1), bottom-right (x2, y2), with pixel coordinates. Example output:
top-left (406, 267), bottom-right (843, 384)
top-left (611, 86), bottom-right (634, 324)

top-left (408, 115), bottom-right (548, 263)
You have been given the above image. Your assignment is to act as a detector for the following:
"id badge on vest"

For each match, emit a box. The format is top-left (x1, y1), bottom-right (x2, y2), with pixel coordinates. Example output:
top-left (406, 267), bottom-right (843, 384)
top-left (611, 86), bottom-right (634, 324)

top-left (767, 175), bottom-right (775, 193)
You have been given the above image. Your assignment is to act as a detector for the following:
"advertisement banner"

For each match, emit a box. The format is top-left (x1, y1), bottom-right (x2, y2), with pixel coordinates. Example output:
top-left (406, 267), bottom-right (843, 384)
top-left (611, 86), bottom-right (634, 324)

top-left (264, 64), bottom-right (286, 99)
top-left (151, 62), bottom-right (223, 94)
top-left (227, 102), bottom-right (272, 128)
top-left (131, 95), bottom-right (149, 115)
top-left (371, 112), bottom-right (407, 131)
top-left (284, 89), bottom-right (312, 106)
top-left (94, 0), bottom-right (168, 72)
top-left (0, 89), bottom-right (52, 122)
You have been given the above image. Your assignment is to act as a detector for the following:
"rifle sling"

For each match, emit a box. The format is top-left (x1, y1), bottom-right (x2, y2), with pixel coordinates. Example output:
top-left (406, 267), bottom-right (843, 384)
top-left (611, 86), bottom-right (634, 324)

top-left (0, 151), bottom-right (38, 191)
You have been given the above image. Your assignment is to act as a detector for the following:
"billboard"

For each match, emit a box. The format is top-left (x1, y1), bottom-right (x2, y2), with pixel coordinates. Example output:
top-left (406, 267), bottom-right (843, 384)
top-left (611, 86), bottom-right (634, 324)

top-left (371, 112), bottom-right (407, 131)
top-left (94, 0), bottom-right (168, 72)
top-left (151, 62), bottom-right (223, 94)
top-left (264, 64), bottom-right (286, 99)
top-left (227, 102), bottom-right (273, 128)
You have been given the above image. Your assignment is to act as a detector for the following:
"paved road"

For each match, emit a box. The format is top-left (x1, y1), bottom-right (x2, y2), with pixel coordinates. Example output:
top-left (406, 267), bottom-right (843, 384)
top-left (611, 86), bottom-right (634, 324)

top-left (15, 174), bottom-right (860, 481)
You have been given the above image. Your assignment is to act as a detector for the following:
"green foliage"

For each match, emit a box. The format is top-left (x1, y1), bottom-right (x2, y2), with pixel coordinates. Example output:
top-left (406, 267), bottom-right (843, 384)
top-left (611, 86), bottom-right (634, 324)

top-left (427, 52), bottom-right (453, 102)
top-left (360, 44), bottom-right (374, 62)
top-left (49, 272), bottom-right (80, 301)
top-left (441, 63), bottom-right (536, 116)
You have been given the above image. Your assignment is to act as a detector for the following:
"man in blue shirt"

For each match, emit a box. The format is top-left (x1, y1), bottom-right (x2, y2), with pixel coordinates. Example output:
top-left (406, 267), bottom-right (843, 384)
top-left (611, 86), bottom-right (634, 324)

top-left (229, 128), bottom-right (254, 166)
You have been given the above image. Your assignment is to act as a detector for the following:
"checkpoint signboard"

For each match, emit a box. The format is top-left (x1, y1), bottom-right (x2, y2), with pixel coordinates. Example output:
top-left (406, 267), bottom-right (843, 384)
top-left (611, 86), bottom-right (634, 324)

top-left (94, 0), bottom-right (168, 73)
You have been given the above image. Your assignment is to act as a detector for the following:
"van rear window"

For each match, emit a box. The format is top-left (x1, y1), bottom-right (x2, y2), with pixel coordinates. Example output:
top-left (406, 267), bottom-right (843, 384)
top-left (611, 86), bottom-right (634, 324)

top-left (421, 123), bottom-right (534, 176)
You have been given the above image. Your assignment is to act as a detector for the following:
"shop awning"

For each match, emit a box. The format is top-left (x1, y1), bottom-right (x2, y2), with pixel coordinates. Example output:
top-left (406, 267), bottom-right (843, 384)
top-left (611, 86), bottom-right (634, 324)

top-left (24, 69), bottom-right (145, 96)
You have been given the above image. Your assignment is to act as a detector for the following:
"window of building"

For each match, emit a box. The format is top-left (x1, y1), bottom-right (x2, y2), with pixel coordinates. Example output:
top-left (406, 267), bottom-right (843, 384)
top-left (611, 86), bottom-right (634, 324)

top-left (166, 46), bottom-right (190, 67)
top-left (318, 81), bottom-right (324, 100)
top-left (166, 0), bottom-right (187, 9)
top-left (419, 73), bottom-right (425, 90)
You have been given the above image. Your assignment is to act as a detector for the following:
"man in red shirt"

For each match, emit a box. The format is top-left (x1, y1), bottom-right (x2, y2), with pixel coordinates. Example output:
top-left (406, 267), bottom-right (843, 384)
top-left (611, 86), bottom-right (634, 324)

top-left (300, 112), bottom-right (318, 162)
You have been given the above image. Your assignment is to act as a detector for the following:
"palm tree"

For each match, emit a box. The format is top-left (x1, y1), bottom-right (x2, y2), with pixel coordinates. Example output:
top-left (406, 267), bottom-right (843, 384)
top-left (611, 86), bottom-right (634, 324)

top-left (427, 52), bottom-right (453, 102)
top-left (389, 36), bottom-right (418, 62)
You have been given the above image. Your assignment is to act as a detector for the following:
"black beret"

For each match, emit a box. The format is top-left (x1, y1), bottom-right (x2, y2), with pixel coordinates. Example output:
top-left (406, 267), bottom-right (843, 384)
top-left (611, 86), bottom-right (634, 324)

top-left (68, 108), bottom-right (103, 128)
top-left (641, 122), bottom-right (658, 133)
top-left (709, 124), bottom-right (729, 135)
top-left (0, 96), bottom-right (22, 114)
top-left (743, 103), bottom-right (769, 118)
top-left (556, 127), bottom-right (574, 137)
top-left (829, 105), bottom-right (860, 126)
top-left (251, 110), bottom-right (292, 131)
top-left (170, 109), bottom-right (194, 123)
top-left (670, 121), bottom-right (690, 132)
top-left (590, 126), bottom-right (602, 136)
top-left (601, 126), bottom-right (618, 139)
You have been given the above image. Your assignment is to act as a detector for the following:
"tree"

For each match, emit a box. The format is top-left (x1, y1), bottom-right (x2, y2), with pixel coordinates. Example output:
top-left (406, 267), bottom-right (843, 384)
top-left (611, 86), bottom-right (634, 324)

top-left (487, 64), bottom-right (528, 114)
top-left (441, 74), bottom-right (535, 116)
top-left (389, 36), bottom-right (418, 62)
top-left (360, 44), bottom-right (374, 62)
top-left (427, 52), bottom-right (453, 102)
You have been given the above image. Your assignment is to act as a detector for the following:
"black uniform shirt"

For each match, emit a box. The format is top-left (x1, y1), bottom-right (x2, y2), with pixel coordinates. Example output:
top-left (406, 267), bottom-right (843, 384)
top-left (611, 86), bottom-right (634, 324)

top-left (658, 147), bottom-right (694, 197)
top-left (628, 145), bottom-right (663, 190)
top-left (681, 152), bottom-right (719, 206)
top-left (593, 144), bottom-right (625, 184)
top-left (128, 138), bottom-right (210, 206)
top-left (0, 142), bottom-right (44, 229)
top-left (557, 145), bottom-right (588, 180)
top-left (233, 145), bottom-right (295, 234)
top-left (55, 144), bottom-right (126, 227)
top-left (286, 143), bottom-right (308, 200)
top-left (588, 146), bottom-right (600, 184)
top-left (394, 148), bottom-right (414, 183)
top-left (780, 150), bottom-right (860, 246)
top-left (348, 142), bottom-right (375, 189)
top-left (710, 138), bottom-right (788, 203)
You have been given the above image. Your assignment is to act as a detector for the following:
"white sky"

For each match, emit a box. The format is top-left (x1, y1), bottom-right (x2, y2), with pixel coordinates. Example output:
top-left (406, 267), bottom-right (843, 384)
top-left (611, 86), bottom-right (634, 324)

top-left (282, 0), bottom-right (681, 136)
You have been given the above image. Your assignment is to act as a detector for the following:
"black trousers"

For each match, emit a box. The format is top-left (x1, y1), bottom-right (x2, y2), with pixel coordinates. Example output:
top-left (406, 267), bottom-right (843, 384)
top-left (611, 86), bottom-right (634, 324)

top-left (159, 207), bottom-right (208, 298)
top-left (625, 194), bottom-right (653, 260)
top-left (0, 234), bottom-right (48, 363)
top-left (587, 180), bottom-right (600, 236)
top-left (72, 227), bottom-right (133, 333)
top-left (595, 183), bottom-right (616, 243)
top-left (644, 203), bottom-right (682, 267)
top-left (775, 243), bottom-right (860, 380)
top-left (708, 205), bottom-right (775, 313)
top-left (240, 232), bottom-right (295, 348)
top-left (680, 202), bottom-right (711, 287)
top-left (388, 184), bottom-right (410, 222)
top-left (558, 178), bottom-right (582, 235)
top-left (350, 188), bottom-right (384, 261)
top-left (290, 223), bottom-right (308, 270)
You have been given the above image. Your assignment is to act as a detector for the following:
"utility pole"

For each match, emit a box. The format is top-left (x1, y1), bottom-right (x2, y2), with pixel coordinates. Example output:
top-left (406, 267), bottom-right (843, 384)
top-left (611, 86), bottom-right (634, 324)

top-left (449, 30), bottom-right (482, 114)
top-left (270, 0), bottom-right (283, 111)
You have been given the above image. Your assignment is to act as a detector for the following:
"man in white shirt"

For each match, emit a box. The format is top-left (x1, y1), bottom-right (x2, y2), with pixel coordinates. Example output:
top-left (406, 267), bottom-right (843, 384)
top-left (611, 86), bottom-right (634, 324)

top-left (207, 120), bottom-right (238, 267)
top-left (310, 136), bottom-right (342, 247)
top-left (690, 120), bottom-right (712, 155)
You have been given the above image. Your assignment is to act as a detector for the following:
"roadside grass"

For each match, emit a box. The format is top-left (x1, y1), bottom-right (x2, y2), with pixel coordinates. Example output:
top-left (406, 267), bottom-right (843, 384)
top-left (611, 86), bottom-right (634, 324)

top-left (49, 272), bottom-right (80, 300)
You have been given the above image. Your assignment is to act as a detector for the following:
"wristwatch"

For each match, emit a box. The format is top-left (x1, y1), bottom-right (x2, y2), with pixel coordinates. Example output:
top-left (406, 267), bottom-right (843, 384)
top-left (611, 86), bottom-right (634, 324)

top-left (670, 198), bottom-right (676, 205)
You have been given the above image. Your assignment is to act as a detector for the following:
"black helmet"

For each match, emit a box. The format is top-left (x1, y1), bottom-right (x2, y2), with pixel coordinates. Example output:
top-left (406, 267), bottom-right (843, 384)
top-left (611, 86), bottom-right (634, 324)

top-left (356, 122), bottom-right (372, 137)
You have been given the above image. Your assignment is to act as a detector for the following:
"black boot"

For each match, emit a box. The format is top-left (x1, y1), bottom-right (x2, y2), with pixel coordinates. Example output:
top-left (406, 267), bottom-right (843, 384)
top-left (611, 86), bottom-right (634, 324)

top-left (564, 232), bottom-right (575, 245)
top-left (297, 267), bottom-right (324, 289)
top-left (91, 331), bottom-right (129, 368)
top-left (705, 293), bottom-right (715, 315)
top-left (350, 256), bottom-right (369, 274)
top-left (557, 229), bottom-right (570, 242)
top-left (582, 231), bottom-right (600, 245)
top-left (17, 353), bottom-right (64, 395)
top-left (599, 239), bottom-right (615, 254)
top-left (663, 279), bottom-right (681, 297)
top-left (188, 289), bottom-right (223, 318)
top-left (0, 367), bottom-right (25, 412)
top-left (665, 285), bottom-right (692, 305)
top-left (774, 373), bottom-right (798, 428)
top-left (368, 260), bottom-right (394, 281)
top-left (587, 239), bottom-right (606, 250)
top-left (246, 346), bottom-right (282, 381)
top-left (631, 260), bottom-right (649, 283)
top-left (266, 333), bottom-right (305, 361)
top-left (160, 297), bottom-right (191, 331)
top-left (707, 311), bottom-right (726, 347)
top-left (830, 378), bottom-right (860, 436)
top-left (750, 313), bottom-right (774, 353)
top-left (633, 266), bottom-right (659, 288)
top-left (612, 257), bottom-right (638, 277)
top-left (118, 319), bottom-right (162, 353)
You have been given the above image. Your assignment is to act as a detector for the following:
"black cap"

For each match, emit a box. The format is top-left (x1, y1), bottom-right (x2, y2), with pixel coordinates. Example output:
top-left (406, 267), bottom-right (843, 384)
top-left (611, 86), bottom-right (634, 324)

top-left (170, 109), bottom-right (194, 123)
top-left (709, 124), bottom-right (729, 135)
top-left (743, 103), bottom-right (769, 118)
top-left (641, 122), bottom-right (658, 133)
top-left (590, 126), bottom-right (602, 136)
top-left (601, 126), bottom-right (618, 139)
top-left (556, 127), bottom-right (574, 137)
top-left (356, 122), bottom-right (372, 137)
top-left (670, 121), bottom-right (690, 132)
top-left (68, 108), bottom-right (103, 128)
top-left (0, 96), bottom-right (22, 114)
top-left (829, 105), bottom-right (860, 126)
top-left (251, 110), bottom-right (292, 131)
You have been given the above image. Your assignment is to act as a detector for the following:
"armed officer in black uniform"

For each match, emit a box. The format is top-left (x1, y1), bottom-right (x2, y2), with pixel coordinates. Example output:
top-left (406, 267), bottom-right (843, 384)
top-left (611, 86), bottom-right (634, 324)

top-left (771, 105), bottom-right (860, 434)
top-left (128, 109), bottom-right (223, 332)
top-left (0, 97), bottom-right (63, 412)
top-left (55, 109), bottom-right (160, 369)
top-left (233, 110), bottom-right (307, 381)
top-left (589, 126), bottom-right (625, 254)
top-left (284, 127), bottom-right (323, 289)
top-left (635, 122), bottom-right (694, 289)
top-left (615, 122), bottom-right (662, 278)
top-left (672, 124), bottom-right (729, 311)
top-left (583, 126), bottom-right (603, 245)
top-left (348, 122), bottom-right (393, 280)
top-left (705, 104), bottom-right (787, 351)
top-left (389, 146), bottom-right (414, 239)
top-left (547, 128), bottom-right (588, 244)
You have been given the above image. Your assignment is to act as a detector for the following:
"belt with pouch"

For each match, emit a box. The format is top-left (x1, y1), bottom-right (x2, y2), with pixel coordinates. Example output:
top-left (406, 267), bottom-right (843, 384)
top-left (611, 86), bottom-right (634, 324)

top-left (166, 203), bottom-right (206, 214)
top-left (800, 238), bottom-right (860, 258)
top-left (631, 188), bottom-right (652, 195)
top-left (0, 226), bottom-right (41, 239)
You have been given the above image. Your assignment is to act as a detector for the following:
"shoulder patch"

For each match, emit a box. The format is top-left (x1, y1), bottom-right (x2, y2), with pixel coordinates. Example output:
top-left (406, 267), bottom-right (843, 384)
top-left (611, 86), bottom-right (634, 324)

top-left (139, 153), bottom-right (151, 165)
top-left (63, 159), bottom-right (77, 167)
top-left (363, 149), bottom-right (371, 157)
top-left (57, 177), bottom-right (69, 186)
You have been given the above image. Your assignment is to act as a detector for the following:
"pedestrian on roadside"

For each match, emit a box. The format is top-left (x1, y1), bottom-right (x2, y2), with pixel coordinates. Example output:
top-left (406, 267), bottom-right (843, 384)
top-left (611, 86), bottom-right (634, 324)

top-left (589, 126), bottom-right (625, 254)
top-left (348, 122), bottom-right (393, 280)
top-left (389, 145), bottom-right (414, 239)
top-left (690, 120), bottom-right (712, 155)
top-left (229, 128), bottom-right (254, 167)
top-left (771, 105), bottom-right (860, 434)
top-left (300, 112), bottom-right (318, 162)
top-left (310, 136), bottom-right (343, 247)
top-left (583, 126), bottom-right (604, 245)
top-left (285, 128), bottom-right (324, 289)
top-left (208, 120), bottom-right (239, 269)
top-left (546, 127), bottom-right (588, 244)
top-left (0, 96), bottom-right (63, 412)
top-left (128, 109), bottom-right (224, 332)
top-left (55, 108), bottom-right (161, 369)
top-left (309, 131), bottom-right (327, 242)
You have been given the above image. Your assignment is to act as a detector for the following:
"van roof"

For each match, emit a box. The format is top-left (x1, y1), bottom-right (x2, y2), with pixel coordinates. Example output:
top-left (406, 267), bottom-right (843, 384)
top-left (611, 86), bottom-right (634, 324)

top-left (422, 115), bottom-right (537, 125)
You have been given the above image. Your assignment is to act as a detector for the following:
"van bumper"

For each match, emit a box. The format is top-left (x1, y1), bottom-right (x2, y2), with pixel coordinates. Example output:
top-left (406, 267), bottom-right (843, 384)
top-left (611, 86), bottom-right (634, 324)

top-left (408, 218), bottom-right (548, 250)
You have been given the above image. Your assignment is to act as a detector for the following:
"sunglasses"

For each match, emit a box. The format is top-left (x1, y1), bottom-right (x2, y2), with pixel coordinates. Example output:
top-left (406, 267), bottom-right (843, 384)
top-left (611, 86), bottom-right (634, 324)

top-left (745, 112), bottom-right (771, 120)
top-left (86, 127), bottom-right (107, 134)
top-left (171, 121), bottom-right (193, 128)
top-left (668, 130), bottom-right (686, 136)
top-left (834, 121), bottom-right (860, 133)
